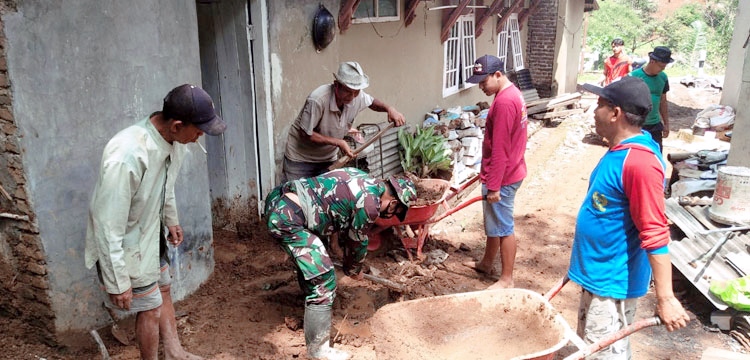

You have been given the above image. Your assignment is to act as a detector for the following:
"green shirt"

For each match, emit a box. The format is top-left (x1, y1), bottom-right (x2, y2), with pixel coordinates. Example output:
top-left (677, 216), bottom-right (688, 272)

top-left (629, 68), bottom-right (669, 126)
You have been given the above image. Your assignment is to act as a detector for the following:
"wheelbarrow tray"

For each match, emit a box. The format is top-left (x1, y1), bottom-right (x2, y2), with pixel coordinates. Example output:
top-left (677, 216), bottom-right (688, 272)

top-left (374, 178), bottom-right (452, 227)
top-left (371, 288), bottom-right (570, 360)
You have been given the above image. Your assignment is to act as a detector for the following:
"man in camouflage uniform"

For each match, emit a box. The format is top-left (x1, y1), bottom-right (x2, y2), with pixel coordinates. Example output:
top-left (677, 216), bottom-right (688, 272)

top-left (264, 167), bottom-right (416, 360)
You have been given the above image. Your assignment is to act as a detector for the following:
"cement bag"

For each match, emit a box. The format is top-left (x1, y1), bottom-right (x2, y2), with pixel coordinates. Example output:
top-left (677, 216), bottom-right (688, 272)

top-left (695, 105), bottom-right (735, 131)
top-left (709, 276), bottom-right (750, 311)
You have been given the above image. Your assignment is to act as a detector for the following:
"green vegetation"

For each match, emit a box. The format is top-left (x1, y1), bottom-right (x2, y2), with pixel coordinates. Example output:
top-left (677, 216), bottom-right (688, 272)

top-left (585, 0), bottom-right (737, 74)
top-left (398, 126), bottom-right (452, 179)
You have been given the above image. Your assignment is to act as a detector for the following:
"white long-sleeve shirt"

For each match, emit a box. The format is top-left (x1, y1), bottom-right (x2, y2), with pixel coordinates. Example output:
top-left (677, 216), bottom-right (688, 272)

top-left (85, 117), bottom-right (184, 294)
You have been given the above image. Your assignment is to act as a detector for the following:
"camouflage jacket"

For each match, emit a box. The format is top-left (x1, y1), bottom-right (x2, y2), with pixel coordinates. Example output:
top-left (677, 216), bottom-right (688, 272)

top-left (282, 167), bottom-right (385, 268)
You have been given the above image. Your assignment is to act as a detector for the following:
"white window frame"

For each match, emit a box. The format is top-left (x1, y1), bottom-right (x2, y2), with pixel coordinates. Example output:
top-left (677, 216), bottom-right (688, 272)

top-left (442, 14), bottom-right (477, 98)
top-left (496, 17), bottom-right (510, 72)
top-left (508, 14), bottom-right (524, 70)
top-left (497, 13), bottom-right (524, 71)
top-left (352, 0), bottom-right (401, 24)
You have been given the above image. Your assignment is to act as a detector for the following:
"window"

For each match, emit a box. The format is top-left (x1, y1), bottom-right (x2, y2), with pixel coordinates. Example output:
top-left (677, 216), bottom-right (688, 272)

top-left (353, 0), bottom-right (400, 23)
top-left (497, 13), bottom-right (524, 71)
top-left (443, 14), bottom-right (476, 98)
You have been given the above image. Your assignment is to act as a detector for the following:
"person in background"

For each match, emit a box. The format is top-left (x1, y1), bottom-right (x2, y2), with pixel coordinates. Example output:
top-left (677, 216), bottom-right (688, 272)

top-left (264, 168), bottom-right (416, 360)
top-left (85, 84), bottom-right (227, 360)
top-left (602, 38), bottom-right (632, 85)
top-left (629, 46), bottom-right (673, 152)
top-left (571, 77), bottom-right (689, 359)
top-left (462, 55), bottom-right (528, 289)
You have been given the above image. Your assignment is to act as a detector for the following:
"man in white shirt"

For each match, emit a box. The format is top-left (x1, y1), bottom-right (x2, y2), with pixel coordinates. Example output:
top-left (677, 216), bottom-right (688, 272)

top-left (85, 84), bottom-right (226, 360)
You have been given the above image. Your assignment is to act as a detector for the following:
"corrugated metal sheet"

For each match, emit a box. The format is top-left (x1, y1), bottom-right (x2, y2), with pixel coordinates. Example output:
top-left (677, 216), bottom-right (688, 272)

top-left (666, 197), bottom-right (750, 310)
top-left (351, 123), bottom-right (409, 179)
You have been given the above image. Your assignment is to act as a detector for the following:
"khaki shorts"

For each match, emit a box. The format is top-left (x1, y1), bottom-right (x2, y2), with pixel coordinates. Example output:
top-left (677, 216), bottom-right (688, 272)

top-left (97, 259), bottom-right (172, 319)
top-left (577, 289), bottom-right (638, 360)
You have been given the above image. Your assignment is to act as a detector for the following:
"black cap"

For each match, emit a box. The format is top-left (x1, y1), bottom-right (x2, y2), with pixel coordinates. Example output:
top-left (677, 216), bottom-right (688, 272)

top-left (649, 46), bottom-right (674, 63)
top-left (582, 77), bottom-right (652, 117)
top-left (467, 55), bottom-right (505, 83)
top-left (162, 84), bottom-right (227, 136)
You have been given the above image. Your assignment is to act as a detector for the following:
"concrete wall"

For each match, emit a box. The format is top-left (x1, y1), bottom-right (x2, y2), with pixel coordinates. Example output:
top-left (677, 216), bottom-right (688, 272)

top-left (264, 0), bottom-right (508, 178)
top-left (722, 1), bottom-right (749, 167)
top-left (554, 0), bottom-right (586, 95)
top-left (2, 0), bottom-right (214, 338)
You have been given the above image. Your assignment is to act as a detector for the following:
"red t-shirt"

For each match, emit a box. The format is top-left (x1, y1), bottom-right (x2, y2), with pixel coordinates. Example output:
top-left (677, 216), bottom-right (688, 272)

top-left (481, 84), bottom-right (528, 191)
top-left (604, 54), bottom-right (631, 85)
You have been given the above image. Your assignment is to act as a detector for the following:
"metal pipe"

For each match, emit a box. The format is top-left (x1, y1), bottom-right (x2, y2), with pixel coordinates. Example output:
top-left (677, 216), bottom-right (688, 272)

top-left (429, 5), bottom-right (489, 11)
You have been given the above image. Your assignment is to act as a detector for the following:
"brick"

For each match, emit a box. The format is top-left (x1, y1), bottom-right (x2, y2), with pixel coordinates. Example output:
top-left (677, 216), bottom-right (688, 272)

top-left (0, 94), bottom-right (9, 105)
top-left (25, 261), bottom-right (47, 276)
top-left (4, 139), bottom-right (18, 153)
top-left (14, 187), bottom-right (26, 200)
top-left (1, 120), bottom-right (16, 135)
top-left (0, 107), bottom-right (14, 121)
top-left (16, 243), bottom-right (44, 261)
top-left (0, 73), bottom-right (8, 87)
top-left (15, 199), bottom-right (30, 215)
top-left (20, 233), bottom-right (40, 246)
top-left (29, 275), bottom-right (49, 290)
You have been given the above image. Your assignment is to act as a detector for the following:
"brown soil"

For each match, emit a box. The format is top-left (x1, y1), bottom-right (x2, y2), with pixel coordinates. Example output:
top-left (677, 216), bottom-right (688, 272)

top-left (0, 82), bottom-right (742, 359)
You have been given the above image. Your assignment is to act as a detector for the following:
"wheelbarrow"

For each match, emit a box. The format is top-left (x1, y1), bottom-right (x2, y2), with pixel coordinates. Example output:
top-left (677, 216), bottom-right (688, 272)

top-left (368, 174), bottom-right (483, 260)
top-left (371, 276), bottom-right (662, 360)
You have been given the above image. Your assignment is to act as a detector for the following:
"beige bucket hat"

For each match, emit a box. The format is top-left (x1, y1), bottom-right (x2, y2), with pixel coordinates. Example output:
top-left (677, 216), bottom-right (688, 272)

top-left (333, 61), bottom-right (370, 90)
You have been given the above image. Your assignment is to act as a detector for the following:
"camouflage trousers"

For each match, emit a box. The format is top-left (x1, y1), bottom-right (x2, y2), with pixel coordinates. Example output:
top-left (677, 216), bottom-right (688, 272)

top-left (577, 289), bottom-right (638, 360)
top-left (265, 186), bottom-right (337, 306)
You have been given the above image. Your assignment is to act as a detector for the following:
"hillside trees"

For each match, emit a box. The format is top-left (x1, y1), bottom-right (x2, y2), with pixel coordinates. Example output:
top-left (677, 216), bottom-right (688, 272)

top-left (586, 0), bottom-right (737, 72)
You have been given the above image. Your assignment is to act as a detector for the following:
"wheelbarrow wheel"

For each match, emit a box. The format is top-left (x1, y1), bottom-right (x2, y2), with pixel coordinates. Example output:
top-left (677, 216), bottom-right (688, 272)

top-left (367, 228), bottom-right (397, 257)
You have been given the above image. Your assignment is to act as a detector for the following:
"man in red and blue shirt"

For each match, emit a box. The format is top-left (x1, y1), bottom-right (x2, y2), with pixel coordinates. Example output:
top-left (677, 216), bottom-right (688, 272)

top-left (572, 77), bottom-right (689, 359)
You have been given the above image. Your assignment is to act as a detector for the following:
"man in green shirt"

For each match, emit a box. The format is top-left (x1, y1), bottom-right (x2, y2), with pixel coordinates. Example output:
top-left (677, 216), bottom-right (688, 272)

top-left (629, 46), bottom-right (673, 152)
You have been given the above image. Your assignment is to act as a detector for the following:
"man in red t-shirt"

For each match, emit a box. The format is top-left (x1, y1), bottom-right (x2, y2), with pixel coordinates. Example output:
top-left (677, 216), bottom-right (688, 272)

top-left (463, 55), bottom-right (528, 289)
top-left (603, 38), bottom-right (632, 85)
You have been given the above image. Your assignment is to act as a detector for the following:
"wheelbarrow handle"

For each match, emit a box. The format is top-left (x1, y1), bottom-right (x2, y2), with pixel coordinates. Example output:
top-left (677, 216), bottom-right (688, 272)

top-left (543, 275), bottom-right (570, 301)
top-left (563, 316), bottom-right (662, 360)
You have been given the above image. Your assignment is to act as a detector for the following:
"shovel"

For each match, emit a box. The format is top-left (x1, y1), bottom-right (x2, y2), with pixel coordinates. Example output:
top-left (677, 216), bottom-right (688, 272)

top-left (327, 123), bottom-right (395, 171)
top-left (333, 261), bottom-right (407, 293)
top-left (103, 303), bottom-right (130, 345)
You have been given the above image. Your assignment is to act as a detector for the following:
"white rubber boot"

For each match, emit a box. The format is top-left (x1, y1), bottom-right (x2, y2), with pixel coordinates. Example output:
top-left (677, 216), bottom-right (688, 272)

top-left (304, 304), bottom-right (350, 360)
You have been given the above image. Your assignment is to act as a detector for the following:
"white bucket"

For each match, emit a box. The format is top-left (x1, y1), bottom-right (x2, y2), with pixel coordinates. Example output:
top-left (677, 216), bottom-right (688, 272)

top-left (709, 166), bottom-right (750, 225)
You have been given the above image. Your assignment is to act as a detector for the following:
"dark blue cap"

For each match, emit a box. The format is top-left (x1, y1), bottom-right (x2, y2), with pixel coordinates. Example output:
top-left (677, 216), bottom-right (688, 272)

top-left (467, 55), bottom-right (505, 83)
top-left (163, 84), bottom-right (226, 136)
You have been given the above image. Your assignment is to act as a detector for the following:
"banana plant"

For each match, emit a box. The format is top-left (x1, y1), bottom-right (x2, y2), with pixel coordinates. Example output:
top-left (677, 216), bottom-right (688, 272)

top-left (398, 126), bottom-right (452, 178)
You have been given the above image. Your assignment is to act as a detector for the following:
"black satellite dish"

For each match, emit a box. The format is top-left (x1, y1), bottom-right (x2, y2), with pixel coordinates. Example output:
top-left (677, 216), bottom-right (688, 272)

top-left (312, 4), bottom-right (335, 52)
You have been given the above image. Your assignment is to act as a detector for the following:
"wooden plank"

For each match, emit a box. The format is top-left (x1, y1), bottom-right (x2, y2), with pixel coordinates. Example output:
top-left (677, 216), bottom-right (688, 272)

top-left (496, 0), bottom-right (524, 34)
top-left (526, 92), bottom-right (582, 108)
top-left (701, 347), bottom-right (750, 360)
top-left (338, 0), bottom-right (361, 34)
top-left (527, 98), bottom-right (580, 115)
top-left (531, 108), bottom-right (583, 120)
top-left (404, 0), bottom-right (421, 27)
top-left (440, 0), bottom-right (472, 43)
top-left (475, 0), bottom-right (504, 38)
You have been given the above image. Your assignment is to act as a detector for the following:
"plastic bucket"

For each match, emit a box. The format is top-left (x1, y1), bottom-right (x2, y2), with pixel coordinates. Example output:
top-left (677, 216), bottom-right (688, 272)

top-left (709, 166), bottom-right (750, 225)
